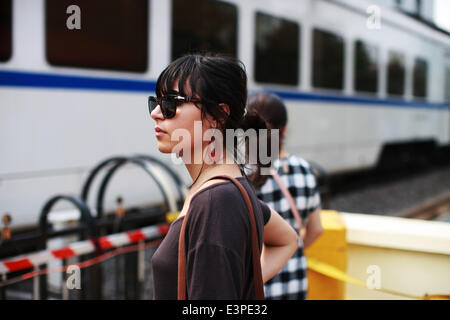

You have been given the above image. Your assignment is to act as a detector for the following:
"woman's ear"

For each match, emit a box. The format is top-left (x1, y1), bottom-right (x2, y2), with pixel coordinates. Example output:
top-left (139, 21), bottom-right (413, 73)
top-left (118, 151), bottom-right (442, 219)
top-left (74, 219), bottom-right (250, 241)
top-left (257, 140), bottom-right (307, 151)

top-left (203, 112), bottom-right (219, 131)
top-left (281, 125), bottom-right (287, 139)
top-left (218, 103), bottom-right (230, 117)
top-left (206, 103), bottom-right (230, 131)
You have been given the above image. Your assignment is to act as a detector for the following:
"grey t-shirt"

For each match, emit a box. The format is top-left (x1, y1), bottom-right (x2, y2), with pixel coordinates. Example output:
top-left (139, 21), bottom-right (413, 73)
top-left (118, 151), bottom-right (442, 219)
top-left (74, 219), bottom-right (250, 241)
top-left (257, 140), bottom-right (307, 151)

top-left (151, 177), bottom-right (271, 300)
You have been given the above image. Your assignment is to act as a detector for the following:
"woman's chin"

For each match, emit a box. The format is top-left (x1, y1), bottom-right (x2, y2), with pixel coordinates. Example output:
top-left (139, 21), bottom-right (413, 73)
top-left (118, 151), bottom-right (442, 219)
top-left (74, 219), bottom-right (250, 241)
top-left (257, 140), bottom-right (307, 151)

top-left (156, 143), bottom-right (173, 154)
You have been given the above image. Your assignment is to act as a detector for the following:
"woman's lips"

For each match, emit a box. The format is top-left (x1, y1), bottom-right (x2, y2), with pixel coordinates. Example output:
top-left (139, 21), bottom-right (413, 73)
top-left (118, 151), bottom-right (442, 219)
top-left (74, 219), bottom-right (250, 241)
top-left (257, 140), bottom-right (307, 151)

top-left (155, 127), bottom-right (167, 137)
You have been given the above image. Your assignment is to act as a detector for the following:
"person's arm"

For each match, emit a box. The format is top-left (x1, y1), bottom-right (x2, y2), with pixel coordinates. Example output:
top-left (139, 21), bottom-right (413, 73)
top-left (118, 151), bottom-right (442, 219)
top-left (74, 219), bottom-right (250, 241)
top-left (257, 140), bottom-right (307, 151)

top-left (301, 207), bottom-right (323, 249)
top-left (261, 207), bottom-right (298, 283)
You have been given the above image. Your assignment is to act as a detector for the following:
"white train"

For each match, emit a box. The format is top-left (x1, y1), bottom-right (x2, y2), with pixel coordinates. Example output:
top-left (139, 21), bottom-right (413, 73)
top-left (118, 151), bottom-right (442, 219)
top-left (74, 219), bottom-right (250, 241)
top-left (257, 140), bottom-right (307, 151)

top-left (1, 0), bottom-right (449, 227)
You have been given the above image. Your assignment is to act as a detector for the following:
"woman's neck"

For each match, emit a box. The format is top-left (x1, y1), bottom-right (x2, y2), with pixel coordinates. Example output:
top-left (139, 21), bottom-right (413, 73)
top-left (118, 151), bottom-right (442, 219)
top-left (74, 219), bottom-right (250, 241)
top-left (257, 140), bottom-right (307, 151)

top-left (184, 150), bottom-right (242, 190)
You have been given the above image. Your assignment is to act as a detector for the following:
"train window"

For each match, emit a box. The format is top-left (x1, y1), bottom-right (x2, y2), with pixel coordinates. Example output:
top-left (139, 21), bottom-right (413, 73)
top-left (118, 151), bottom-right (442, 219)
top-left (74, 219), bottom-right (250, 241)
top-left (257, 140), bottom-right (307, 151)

top-left (254, 12), bottom-right (300, 85)
top-left (354, 40), bottom-right (379, 94)
top-left (313, 29), bottom-right (344, 90)
top-left (46, 0), bottom-right (148, 72)
top-left (0, 0), bottom-right (12, 62)
top-left (413, 58), bottom-right (428, 99)
top-left (172, 0), bottom-right (237, 60)
top-left (387, 51), bottom-right (405, 97)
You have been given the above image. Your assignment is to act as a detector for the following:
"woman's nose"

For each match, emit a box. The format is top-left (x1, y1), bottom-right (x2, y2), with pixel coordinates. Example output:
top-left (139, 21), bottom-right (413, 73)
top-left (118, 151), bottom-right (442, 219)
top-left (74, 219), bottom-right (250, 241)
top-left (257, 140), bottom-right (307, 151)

top-left (150, 104), bottom-right (164, 121)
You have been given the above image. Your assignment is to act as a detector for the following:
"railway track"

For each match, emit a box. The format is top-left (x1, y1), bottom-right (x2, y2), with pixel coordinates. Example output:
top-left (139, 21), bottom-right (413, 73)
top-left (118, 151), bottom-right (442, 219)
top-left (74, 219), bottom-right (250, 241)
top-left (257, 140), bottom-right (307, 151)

top-left (395, 191), bottom-right (450, 221)
top-left (326, 163), bottom-right (450, 221)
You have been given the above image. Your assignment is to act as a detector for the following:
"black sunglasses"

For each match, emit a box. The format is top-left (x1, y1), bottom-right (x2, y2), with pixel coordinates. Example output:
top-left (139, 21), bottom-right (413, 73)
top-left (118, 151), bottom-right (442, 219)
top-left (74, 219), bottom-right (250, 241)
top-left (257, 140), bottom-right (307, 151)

top-left (148, 95), bottom-right (201, 119)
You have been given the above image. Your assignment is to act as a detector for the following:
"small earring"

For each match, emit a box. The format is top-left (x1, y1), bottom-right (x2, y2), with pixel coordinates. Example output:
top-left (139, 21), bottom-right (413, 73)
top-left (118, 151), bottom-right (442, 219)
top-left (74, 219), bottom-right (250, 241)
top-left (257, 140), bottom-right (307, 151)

top-left (210, 142), bottom-right (217, 163)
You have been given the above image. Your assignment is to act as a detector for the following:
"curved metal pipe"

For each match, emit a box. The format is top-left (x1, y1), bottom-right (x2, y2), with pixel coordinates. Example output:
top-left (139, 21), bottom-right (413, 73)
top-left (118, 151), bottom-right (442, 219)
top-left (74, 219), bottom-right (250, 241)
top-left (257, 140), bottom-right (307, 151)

top-left (132, 154), bottom-right (187, 201)
top-left (95, 158), bottom-right (171, 219)
top-left (39, 195), bottom-right (97, 242)
top-left (81, 156), bottom-right (128, 203)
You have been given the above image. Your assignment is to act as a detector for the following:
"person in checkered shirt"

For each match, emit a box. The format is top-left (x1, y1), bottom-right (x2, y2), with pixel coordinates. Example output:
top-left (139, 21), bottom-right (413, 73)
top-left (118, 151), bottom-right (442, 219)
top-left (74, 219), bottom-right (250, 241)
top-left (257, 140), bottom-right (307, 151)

top-left (248, 93), bottom-right (323, 300)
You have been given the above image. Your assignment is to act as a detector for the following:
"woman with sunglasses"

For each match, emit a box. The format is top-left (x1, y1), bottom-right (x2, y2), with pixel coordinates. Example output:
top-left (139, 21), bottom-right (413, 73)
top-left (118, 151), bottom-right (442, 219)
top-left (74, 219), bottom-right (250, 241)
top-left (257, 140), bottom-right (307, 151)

top-left (149, 54), bottom-right (298, 300)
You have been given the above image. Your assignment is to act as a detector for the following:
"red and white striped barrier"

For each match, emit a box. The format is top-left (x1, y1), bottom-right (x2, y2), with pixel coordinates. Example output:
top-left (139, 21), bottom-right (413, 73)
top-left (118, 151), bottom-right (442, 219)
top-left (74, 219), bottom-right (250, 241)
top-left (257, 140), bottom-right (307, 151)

top-left (0, 223), bottom-right (169, 275)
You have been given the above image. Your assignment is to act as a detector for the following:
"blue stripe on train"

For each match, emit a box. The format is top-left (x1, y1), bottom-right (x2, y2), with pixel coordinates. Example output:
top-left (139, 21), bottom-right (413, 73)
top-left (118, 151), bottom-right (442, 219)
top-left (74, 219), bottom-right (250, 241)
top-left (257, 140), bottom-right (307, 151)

top-left (0, 70), bottom-right (155, 92)
top-left (266, 89), bottom-right (448, 110)
top-left (0, 70), bottom-right (448, 110)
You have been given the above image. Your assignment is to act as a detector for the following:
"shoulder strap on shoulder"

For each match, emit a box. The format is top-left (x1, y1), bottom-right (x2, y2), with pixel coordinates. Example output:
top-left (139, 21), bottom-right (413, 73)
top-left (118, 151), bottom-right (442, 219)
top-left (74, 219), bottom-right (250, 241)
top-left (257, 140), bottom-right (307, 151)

top-left (177, 175), bottom-right (265, 300)
top-left (270, 168), bottom-right (303, 231)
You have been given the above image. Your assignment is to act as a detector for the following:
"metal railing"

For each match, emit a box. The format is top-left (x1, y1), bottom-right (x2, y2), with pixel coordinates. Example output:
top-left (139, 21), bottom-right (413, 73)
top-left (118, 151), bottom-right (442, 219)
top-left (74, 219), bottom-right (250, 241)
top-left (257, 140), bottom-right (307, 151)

top-left (1, 154), bottom-right (329, 300)
top-left (0, 154), bottom-right (185, 300)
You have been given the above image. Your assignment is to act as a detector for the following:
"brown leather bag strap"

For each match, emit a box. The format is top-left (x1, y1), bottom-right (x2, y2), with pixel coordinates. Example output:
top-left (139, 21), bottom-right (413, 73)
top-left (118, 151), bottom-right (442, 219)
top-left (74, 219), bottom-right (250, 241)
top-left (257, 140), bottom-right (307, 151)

top-left (177, 175), bottom-right (265, 300)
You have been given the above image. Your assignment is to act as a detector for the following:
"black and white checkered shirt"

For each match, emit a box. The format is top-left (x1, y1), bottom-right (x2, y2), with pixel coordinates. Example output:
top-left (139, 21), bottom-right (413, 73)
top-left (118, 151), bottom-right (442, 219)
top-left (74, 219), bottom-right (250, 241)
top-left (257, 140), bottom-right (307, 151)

top-left (256, 155), bottom-right (321, 300)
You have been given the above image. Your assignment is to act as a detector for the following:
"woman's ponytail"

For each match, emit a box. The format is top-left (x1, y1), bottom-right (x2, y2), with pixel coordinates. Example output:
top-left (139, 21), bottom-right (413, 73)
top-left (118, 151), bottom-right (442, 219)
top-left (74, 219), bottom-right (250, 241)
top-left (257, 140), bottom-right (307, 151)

top-left (243, 92), bottom-right (288, 188)
top-left (241, 109), bottom-right (274, 188)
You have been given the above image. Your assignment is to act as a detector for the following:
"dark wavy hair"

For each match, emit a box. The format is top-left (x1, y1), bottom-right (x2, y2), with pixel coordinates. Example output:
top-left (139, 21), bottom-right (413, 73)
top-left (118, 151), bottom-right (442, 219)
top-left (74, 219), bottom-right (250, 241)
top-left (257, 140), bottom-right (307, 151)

top-left (155, 53), bottom-right (272, 182)
top-left (155, 53), bottom-right (247, 133)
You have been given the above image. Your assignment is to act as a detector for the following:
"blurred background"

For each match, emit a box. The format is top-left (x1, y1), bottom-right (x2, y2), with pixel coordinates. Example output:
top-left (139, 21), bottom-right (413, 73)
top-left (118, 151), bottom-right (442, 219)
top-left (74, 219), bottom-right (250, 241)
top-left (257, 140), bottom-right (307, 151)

top-left (0, 0), bottom-right (449, 300)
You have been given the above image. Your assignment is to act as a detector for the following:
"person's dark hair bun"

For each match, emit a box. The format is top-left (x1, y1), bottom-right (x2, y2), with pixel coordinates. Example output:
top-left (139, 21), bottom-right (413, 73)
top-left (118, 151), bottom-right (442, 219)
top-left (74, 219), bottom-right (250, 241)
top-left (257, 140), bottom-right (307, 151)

top-left (242, 109), bottom-right (273, 188)
top-left (247, 93), bottom-right (288, 131)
